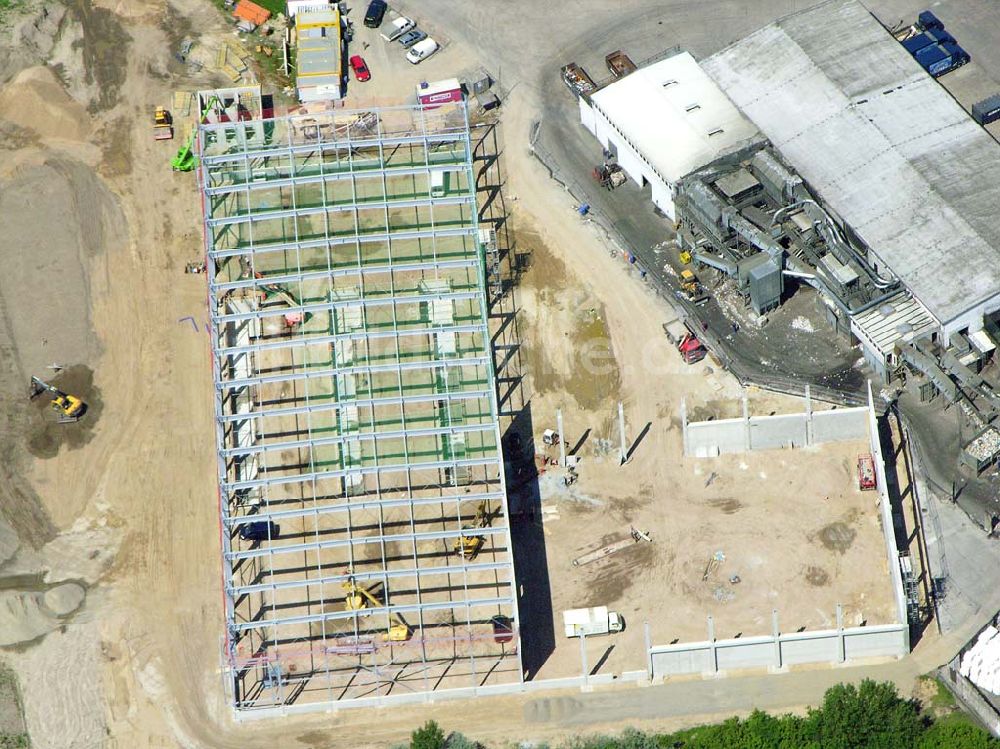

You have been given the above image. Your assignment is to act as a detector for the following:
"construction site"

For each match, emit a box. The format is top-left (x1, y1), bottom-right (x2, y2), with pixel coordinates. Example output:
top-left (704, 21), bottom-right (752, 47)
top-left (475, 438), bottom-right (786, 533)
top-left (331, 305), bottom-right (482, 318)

top-left (6, 0), bottom-right (1000, 746)
top-left (201, 100), bottom-right (520, 707)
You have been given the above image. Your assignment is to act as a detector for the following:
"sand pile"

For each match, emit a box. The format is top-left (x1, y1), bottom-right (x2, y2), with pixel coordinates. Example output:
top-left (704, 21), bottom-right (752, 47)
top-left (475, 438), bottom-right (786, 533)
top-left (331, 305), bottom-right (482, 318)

top-left (0, 66), bottom-right (89, 141)
top-left (0, 583), bottom-right (85, 646)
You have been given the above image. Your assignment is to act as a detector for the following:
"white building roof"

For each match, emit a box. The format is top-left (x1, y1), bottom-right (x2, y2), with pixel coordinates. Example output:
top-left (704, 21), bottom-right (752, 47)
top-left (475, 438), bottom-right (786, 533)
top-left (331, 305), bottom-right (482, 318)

top-left (589, 52), bottom-right (762, 184)
top-left (702, 0), bottom-right (1000, 329)
top-left (850, 291), bottom-right (937, 360)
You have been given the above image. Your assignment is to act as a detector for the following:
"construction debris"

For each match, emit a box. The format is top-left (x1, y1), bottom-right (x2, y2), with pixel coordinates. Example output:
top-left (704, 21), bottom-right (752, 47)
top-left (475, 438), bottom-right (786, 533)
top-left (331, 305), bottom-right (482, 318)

top-left (702, 550), bottom-right (725, 581)
top-left (572, 526), bottom-right (652, 567)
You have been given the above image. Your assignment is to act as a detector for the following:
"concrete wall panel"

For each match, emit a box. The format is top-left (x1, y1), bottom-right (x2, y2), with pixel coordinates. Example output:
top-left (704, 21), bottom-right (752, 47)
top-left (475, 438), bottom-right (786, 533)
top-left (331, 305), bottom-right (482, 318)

top-left (749, 414), bottom-right (808, 450)
top-left (686, 418), bottom-right (745, 456)
top-left (813, 409), bottom-right (868, 444)
top-left (651, 646), bottom-right (713, 675)
top-left (716, 637), bottom-right (774, 670)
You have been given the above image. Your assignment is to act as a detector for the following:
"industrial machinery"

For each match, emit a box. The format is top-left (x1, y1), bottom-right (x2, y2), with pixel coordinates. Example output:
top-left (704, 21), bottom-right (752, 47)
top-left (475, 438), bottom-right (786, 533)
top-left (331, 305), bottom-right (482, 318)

top-left (29, 376), bottom-right (85, 422)
top-left (592, 163), bottom-right (626, 190)
top-left (153, 106), bottom-right (173, 140)
top-left (679, 269), bottom-right (709, 305)
top-left (453, 501), bottom-right (491, 560)
top-left (341, 576), bottom-right (412, 642)
top-left (171, 95), bottom-right (218, 172)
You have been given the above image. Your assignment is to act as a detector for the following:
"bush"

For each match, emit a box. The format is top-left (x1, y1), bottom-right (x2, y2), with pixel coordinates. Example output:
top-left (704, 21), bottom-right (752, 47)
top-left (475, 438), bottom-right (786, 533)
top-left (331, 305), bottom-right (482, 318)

top-left (411, 720), bottom-right (445, 749)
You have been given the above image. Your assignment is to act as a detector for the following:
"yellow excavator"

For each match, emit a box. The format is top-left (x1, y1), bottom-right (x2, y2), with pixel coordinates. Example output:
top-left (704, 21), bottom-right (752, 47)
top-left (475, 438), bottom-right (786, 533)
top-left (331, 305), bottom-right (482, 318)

top-left (341, 576), bottom-right (411, 642)
top-left (453, 501), bottom-right (491, 560)
top-left (29, 376), bottom-right (85, 422)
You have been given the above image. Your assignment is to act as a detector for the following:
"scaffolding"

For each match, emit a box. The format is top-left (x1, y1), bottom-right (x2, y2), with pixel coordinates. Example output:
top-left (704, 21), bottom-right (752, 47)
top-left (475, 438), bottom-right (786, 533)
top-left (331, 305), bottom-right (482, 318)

top-left (199, 101), bottom-right (522, 711)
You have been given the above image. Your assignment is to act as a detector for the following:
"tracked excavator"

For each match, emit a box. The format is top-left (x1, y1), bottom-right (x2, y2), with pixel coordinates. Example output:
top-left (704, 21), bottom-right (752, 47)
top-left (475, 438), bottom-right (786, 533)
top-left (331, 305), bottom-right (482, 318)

top-left (29, 376), bottom-right (86, 422)
top-left (341, 576), bottom-right (412, 642)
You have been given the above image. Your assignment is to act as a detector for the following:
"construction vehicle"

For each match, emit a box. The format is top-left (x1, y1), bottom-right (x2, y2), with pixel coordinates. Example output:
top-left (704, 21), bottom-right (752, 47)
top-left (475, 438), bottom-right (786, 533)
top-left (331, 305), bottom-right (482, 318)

top-left (592, 163), bottom-right (626, 190)
top-left (153, 106), bottom-right (173, 140)
top-left (560, 62), bottom-right (596, 97)
top-left (858, 454), bottom-right (877, 491)
top-left (542, 429), bottom-right (559, 446)
top-left (171, 95), bottom-right (219, 172)
top-left (29, 376), bottom-right (86, 422)
top-left (341, 576), bottom-right (412, 642)
top-left (679, 269), bottom-right (709, 305)
top-left (662, 319), bottom-right (708, 365)
top-left (679, 249), bottom-right (692, 265)
top-left (453, 501), bottom-right (491, 560)
top-left (563, 606), bottom-right (624, 638)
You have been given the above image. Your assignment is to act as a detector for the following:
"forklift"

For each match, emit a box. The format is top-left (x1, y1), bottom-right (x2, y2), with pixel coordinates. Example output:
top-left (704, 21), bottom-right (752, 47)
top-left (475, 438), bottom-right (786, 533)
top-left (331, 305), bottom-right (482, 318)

top-left (29, 376), bottom-right (86, 422)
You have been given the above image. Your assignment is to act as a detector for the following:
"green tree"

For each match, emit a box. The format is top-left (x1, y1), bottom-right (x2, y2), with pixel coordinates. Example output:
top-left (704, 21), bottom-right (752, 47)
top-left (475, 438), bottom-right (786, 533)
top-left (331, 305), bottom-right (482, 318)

top-left (804, 680), bottom-right (923, 749)
top-left (918, 714), bottom-right (999, 749)
top-left (411, 720), bottom-right (445, 749)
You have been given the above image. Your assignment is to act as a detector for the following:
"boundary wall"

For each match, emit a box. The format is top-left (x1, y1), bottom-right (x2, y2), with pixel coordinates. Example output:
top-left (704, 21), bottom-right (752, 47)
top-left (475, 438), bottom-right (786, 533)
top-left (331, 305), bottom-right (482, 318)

top-left (682, 385), bottom-right (869, 457)
top-left (654, 384), bottom-right (909, 679)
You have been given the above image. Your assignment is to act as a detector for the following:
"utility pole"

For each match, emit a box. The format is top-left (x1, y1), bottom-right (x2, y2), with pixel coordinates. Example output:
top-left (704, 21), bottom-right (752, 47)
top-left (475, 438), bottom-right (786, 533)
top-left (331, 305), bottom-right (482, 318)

top-left (618, 401), bottom-right (628, 465)
top-left (557, 408), bottom-right (566, 467)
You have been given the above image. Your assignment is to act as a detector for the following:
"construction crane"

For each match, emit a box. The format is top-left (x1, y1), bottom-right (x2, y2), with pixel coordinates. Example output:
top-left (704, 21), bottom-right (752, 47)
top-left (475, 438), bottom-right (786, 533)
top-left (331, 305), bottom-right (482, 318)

top-left (341, 576), bottom-right (411, 642)
top-left (453, 501), bottom-right (491, 560)
top-left (171, 95), bottom-right (219, 172)
top-left (29, 376), bottom-right (85, 422)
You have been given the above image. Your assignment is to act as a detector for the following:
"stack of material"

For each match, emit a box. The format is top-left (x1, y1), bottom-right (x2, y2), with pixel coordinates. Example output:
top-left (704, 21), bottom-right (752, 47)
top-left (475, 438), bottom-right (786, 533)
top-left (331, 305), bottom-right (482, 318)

top-left (172, 90), bottom-right (194, 118)
top-left (960, 626), bottom-right (1000, 694)
top-left (233, 0), bottom-right (271, 28)
top-left (216, 41), bottom-right (250, 83)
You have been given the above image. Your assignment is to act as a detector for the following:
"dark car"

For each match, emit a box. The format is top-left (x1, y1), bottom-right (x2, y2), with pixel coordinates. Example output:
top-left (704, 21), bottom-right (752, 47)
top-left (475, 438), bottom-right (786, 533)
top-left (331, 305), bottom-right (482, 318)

top-left (364, 0), bottom-right (387, 28)
top-left (239, 521), bottom-right (278, 542)
top-left (397, 29), bottom-right (427, 48)
top-left (349, 54), bottom-right (371, 82)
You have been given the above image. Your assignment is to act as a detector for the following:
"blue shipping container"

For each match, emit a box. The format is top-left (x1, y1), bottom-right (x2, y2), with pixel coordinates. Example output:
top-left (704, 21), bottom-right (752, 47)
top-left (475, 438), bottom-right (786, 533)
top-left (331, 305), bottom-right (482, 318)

top-left (918, 10), bottom-right (943, 30)
top-left (903, 33), bottom-right (936, 54)
top-left (915, 42), bottom-right (949, 63)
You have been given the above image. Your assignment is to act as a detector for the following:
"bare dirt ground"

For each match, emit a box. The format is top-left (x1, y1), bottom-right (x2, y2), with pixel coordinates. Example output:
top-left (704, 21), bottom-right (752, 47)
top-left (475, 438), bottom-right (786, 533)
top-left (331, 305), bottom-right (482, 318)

top-left (0, 1), bottom-right (921, 748)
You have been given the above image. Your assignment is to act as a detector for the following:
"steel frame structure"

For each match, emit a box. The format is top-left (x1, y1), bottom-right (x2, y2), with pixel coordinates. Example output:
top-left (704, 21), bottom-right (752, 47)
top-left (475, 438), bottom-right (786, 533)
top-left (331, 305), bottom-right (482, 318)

top-left (199, 102), bottom-right (522, 711)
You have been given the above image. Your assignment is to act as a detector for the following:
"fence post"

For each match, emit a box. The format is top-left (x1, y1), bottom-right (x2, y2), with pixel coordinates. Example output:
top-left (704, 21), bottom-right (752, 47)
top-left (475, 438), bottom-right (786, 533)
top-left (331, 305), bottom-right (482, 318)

top-left (707, 615), bottom-right (718, 674)
top-left (772, 609), bottom-right (782, 670)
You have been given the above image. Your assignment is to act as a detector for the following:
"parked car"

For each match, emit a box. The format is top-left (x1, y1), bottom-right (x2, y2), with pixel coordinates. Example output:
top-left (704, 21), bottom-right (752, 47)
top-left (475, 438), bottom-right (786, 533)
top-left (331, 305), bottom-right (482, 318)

top-left (406, 37), bottom-right (439, 64)
top-left (364, 0), bottom-right (387, 28)
top-left (380, 16), bottom-right (414, 42)
top-left (349, 55), bottom-right (371, 82)
top-left (239, 521), bottom-right (278, 542)
top-left (398, 29), bottom-right (427, 48)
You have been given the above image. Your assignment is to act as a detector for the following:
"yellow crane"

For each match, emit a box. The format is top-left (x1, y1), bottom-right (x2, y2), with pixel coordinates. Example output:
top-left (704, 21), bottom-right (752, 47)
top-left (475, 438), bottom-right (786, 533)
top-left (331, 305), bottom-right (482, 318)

top-left (453, 501), bottom-right (491, 560)
top-left (341, 576), bottom-right (411, 642)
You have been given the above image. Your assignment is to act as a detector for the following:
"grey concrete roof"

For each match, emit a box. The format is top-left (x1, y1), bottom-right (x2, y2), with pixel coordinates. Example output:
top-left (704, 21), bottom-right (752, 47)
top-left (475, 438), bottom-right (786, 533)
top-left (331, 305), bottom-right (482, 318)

top-left (702, 0), bottom-right (1000, 328)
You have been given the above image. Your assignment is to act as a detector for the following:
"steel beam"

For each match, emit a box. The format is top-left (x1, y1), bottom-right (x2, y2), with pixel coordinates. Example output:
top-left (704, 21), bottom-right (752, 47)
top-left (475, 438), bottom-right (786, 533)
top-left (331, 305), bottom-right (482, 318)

top-left (204, 162), bottom-right (471, 198)
top-left (222, 455), bottom-right (501, 493)
top-left (211, 257), bottom-right (479, 294)
top-left (208, 224), bottom-right (477, 261)
top-left (231, 593), bottom-right (514, 632)
top-left (223, 490), bottom-right (505, 527)
top-left (215, 321), bottom-right (485, 359)
top-left (211, 288), bottom-right (481, 325)
top-left (217, 388), bottom-right (492, 425)
top-left (216, 352), bottom-right (490, 393)
top-left (208, 193), bottom-right (475, 229)
top-left (220, 421), bottom-right (496, 460)
top-left (231, 560), bottom-right (510, 597)
top-left (227, 524), bottom-right (509, 562)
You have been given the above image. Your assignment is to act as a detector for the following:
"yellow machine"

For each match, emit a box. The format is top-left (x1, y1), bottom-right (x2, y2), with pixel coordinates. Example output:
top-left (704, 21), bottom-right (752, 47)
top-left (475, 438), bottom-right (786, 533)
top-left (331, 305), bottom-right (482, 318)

top-left (29, 376), bottom-right (85, 422)
top-left (679, 249), bottom-right (692, 265)
top-left (341, 576), bottom-right (412, 642)
top-left (153, 106), bottom-right (173, 140)
top-left (453, 501), bottom-right (490, 560)
top-left (679, 269), bottom-right (708, 305)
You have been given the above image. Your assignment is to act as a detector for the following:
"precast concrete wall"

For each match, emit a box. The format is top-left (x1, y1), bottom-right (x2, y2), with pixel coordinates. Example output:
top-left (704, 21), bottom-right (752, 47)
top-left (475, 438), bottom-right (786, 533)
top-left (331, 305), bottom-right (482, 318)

top-left (814, 408), bottom-right (869, 444)
top-left (682, 389), bottom-right (869, 457)
top-left (749, 413), bottom-right (808, 450)
top-left (650, 623), bottom-right (908, 678)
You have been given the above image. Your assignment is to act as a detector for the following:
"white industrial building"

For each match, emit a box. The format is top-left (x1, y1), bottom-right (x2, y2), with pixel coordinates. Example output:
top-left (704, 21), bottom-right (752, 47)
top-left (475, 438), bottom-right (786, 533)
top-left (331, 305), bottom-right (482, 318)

top-left (579, 51), bottom-right (762, 220)
top-left (702, 0), bottom-right (1000, 344)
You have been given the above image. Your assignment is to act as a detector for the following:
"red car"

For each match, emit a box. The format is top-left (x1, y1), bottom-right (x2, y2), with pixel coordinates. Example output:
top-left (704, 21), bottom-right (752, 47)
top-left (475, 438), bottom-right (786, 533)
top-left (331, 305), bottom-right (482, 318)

top-left (349, 55), bottom-right (371, 82)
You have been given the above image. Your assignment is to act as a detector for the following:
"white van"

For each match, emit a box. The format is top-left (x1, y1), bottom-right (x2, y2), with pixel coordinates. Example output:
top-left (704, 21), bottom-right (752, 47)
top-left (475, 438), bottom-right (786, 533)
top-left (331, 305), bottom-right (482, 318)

top-left (406, 38), bottom-right (439, 65)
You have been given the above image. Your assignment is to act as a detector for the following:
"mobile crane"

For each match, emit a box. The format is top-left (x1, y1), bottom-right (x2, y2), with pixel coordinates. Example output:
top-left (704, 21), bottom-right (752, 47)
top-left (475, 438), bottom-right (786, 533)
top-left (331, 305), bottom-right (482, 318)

top-left (171, 95), bottom-right (219, 172)
top-left (341, 576), bottom-right (412, 642)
